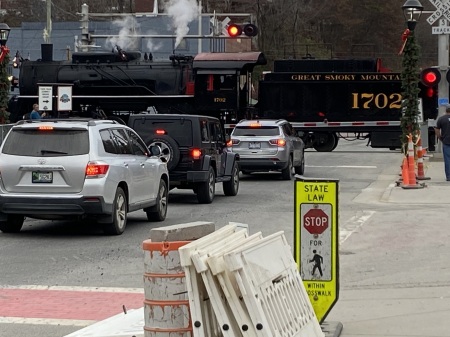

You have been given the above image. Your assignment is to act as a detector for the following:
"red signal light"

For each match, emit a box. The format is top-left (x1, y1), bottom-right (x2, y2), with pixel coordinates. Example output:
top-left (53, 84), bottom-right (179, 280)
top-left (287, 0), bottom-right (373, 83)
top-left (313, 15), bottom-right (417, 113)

top-left (426, 87), bottom-right (435, 98)
top-left (420, 68), bottom-right (441, 87)
top-left (226, 24), bottom-right (242, 37)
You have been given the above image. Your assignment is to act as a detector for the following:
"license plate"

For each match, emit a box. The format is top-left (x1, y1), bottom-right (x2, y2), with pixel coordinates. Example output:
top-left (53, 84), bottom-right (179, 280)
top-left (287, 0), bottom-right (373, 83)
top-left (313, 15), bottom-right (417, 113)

top-left (249, 142), bottom-right (261, 149)
top-left (32, 171), bottom-right (53, 183)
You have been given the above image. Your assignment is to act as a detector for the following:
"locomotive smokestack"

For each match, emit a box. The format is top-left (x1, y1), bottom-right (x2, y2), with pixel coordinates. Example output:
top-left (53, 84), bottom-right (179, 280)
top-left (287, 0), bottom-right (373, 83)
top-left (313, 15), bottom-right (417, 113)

top-left (41, 44), bottom-right (53, 62)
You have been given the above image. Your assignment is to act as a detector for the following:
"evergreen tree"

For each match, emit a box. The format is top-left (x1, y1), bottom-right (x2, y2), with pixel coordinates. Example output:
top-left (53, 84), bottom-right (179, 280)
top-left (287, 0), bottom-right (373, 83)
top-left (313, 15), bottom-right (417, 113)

top-left (0, 52), bottom-right (10, 124)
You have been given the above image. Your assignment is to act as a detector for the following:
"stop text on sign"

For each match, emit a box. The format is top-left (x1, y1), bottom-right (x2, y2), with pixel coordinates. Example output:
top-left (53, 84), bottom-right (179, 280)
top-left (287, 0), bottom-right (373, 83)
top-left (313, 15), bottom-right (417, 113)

top-left (303, 184), bottom-right (329, 202)
top-left (304, 215), bottom-right (328, 227)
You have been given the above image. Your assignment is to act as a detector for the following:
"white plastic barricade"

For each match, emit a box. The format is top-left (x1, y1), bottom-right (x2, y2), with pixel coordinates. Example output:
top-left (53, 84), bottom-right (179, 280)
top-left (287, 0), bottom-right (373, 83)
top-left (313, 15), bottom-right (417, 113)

top-left (179, 224), bottom-right (246, 337)
top-left (190, 230), bottom-right (248, 337)
top-left (206, 232), bottom-right (264, 337)
top-left (223, 231), bottom-right (325, 337)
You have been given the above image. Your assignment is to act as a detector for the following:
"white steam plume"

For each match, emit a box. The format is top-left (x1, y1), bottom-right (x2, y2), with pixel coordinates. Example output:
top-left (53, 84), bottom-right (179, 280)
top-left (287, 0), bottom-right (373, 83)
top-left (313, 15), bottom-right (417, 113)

top-left (105, 16), bottom-right (140, 51)
top-left (165, 0), bottom-right (200, 48)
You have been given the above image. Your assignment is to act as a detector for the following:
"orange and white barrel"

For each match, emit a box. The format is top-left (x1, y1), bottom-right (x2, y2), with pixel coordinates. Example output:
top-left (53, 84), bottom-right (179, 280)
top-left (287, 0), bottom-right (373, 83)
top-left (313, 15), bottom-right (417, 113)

top-left (143, 240), bottom-right (192, 337)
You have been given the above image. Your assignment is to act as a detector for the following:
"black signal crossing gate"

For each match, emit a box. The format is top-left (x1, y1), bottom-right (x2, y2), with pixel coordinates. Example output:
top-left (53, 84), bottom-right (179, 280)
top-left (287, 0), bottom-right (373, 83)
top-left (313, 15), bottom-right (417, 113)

top-left (294, 177), bottom-right (339, 324)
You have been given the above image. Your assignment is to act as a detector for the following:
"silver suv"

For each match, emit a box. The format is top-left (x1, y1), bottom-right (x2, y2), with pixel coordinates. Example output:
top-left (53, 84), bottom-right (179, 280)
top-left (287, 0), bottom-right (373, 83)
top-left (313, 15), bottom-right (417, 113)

top-left (0, 119), bottom-right (169, 235)
top-left (228, 119), bottom-right (305, 180)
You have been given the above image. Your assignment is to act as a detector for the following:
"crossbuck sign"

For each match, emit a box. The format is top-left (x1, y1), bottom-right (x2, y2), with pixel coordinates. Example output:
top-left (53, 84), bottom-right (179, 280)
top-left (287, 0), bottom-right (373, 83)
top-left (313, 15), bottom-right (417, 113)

top-left (427, 0), bottom-right (450, 25)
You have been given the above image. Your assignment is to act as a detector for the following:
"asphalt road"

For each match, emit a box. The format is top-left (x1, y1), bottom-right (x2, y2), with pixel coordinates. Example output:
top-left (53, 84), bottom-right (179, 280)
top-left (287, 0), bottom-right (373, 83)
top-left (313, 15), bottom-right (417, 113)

top-left (0, 138), bottom-right (432, 337)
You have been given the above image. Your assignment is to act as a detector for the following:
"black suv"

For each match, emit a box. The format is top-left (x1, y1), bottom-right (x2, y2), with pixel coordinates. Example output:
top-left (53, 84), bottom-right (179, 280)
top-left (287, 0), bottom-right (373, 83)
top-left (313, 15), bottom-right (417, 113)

top-left (128, 114), bottom-right (239, 204)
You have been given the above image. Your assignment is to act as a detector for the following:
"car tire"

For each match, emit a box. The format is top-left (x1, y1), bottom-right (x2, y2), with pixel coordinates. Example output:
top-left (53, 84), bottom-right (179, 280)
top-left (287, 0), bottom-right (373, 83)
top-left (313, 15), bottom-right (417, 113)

top-left (223, 163), bottom-right (239, 196)
top-left (103, 187), bottom-right (127, 235)
top-left (196, 167), bottom-right (215, 204)
top-left (281, 156), bottom-right (294, 180)
top-left (0, 215), bottom-right (25, 233)
top-left (146, 179), bottom-right (168, 222)
top-left (295, 151), bottom-right (305, 175)
top-left (147, 136), bottom-right (180, 171)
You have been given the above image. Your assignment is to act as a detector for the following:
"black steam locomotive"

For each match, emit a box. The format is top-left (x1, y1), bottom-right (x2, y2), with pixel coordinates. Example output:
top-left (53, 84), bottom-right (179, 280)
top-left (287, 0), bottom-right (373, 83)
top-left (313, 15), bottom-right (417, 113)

top-left (11, 46), bottom-right (267, 124)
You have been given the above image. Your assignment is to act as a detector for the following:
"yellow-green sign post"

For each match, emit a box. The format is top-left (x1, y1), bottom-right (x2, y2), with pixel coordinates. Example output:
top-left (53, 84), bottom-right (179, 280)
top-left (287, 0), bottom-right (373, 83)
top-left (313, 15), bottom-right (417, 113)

top-left (294, 177), bottom-right (339, 323)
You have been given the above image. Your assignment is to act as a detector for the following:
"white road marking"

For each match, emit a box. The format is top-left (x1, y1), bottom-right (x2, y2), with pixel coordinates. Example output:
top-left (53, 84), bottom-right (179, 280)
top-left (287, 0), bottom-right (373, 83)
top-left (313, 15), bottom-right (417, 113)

top-left (0, 317), bottom-right (95, 326)
top-left (340, 210), bottom-right (375, 244)
top-left (0, 285), bottom-right (144, 293)
top-left (307, 165), bottom-right (377, 169)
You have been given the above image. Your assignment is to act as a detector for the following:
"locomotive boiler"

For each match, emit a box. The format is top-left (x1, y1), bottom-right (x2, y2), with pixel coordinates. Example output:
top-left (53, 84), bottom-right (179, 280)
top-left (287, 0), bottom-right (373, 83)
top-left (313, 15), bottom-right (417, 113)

top-left (12, 46), bottom-right (267, 124)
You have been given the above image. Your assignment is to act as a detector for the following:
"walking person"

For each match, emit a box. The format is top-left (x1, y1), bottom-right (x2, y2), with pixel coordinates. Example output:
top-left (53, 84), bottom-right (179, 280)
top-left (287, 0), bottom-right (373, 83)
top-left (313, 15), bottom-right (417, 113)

top-left (435, 105), bottom-right (450, 181)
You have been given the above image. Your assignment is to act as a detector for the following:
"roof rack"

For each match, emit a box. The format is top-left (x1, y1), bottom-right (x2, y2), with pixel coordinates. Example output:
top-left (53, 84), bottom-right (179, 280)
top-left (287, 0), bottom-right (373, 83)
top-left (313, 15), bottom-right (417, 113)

top-left (15, 118), bottom-right (119, 126)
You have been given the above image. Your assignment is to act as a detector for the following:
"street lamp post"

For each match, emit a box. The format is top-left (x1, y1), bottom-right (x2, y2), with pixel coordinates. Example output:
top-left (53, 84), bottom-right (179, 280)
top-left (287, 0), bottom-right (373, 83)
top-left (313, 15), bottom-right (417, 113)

top-left (400, 0), bottom-right (423, 155)
top-left (0, 23), bottom-right (10, 124)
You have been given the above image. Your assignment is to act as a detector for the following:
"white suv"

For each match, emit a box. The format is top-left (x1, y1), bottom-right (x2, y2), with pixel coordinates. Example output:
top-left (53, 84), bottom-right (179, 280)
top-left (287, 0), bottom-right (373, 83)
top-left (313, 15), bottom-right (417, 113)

top-left (0, 119), bottom-right (169, 235)
top-left (228, 119), bottom-right (305, 180)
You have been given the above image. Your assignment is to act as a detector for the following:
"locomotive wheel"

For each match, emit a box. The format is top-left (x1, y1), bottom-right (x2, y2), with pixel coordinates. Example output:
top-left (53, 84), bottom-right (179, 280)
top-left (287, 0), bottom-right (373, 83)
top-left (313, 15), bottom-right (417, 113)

top-left (147, 135), bottom-right (180, 171)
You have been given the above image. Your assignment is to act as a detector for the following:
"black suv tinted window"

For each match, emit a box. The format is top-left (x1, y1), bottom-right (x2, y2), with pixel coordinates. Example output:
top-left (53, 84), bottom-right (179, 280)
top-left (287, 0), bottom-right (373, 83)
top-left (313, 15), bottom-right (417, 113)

top-left (2, 129), bottom-right (89, 156)
top-left (131, 119), bottom-right (193, 147)
top-left (127, 130), bottom-right (148, 156)
top-left (233, 126), bottom-right (280, 137)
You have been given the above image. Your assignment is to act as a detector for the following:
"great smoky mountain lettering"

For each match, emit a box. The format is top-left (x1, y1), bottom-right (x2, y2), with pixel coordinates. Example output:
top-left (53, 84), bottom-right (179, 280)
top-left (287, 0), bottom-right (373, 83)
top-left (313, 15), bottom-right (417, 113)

top-left (351, 93), bottom-right (402, 109)
top-left (289, 73), bottom-right (401, 81)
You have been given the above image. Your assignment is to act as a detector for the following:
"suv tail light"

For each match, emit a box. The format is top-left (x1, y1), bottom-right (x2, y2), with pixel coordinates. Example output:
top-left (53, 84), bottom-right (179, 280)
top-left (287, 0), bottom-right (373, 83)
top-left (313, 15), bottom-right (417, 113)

top-left (191, 148), bottom-right (202, 160)
top-left (155, 129), bottom-right (166, 135)
top-left (269, 139), bottom-right (286, 146)
top-left (86, 162), bottom-right (109, 178)
top-left (227, 139), bottom-right (240, 147)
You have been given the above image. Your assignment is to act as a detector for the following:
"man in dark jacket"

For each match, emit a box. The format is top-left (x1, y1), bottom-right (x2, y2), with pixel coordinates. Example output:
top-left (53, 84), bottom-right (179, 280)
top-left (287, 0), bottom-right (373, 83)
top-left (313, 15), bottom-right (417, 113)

top-left (435, 105), bottom-right (450, 181)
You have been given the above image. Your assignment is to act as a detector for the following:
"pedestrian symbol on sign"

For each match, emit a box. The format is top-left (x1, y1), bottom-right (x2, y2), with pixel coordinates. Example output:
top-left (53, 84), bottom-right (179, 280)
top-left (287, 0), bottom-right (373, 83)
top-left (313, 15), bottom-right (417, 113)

top-left (309, 250), bottom-right (324, 278)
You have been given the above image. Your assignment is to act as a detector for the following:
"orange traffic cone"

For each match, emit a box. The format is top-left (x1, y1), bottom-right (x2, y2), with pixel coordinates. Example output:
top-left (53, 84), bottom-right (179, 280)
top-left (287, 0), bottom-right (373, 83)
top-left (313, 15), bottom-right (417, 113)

top-left (401, 156), bottom-right (409, 186)
top-left (402, 134), bottom-right (424, 189)
top-left (416, 137), bottom-right (430, 180)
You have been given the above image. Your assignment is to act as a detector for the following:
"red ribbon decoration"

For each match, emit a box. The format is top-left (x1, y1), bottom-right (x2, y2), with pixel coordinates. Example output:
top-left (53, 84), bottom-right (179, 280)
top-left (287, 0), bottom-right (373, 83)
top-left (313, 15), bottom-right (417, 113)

top-left (398, 29), bottom-right (411, 55)
top-left (0, 45), bottom-right (9, 63)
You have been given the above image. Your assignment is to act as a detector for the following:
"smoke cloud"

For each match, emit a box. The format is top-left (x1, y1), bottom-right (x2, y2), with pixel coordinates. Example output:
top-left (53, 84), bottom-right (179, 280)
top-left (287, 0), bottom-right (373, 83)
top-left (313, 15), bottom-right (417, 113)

top-left (105, 16), bottom-right (140, 50)
top-left (165, 0), bottom-right (200, 48)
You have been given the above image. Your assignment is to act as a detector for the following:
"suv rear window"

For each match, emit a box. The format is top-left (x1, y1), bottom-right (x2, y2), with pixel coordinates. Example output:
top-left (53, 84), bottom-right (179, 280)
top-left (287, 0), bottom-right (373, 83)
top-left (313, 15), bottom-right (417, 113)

top-left (2, 129), bottom-right (90, 156)
top-left (131, 119), bottom-right (193, 147)
top-left (233, 126), bottom-right (280, 137)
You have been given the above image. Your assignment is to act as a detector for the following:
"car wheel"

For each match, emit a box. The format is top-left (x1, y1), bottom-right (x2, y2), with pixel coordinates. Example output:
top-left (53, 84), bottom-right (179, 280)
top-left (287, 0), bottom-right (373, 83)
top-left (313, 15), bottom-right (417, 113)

top-left (281, 156), bottom-right (294, 180)
top-left (146, 179), bottom-right (168, 222)
top-left (147, 135), bottom-right (180, 171)
top-left (103, 187), bottom-right (127, 235)
top-left (197, 167), bottom-right (216, 204)
top-left (295, 151), bottom-right (305, 175)
top-left (0, 215), bottom-right (25, 233)
top-left (223, 163), bottom-right (239, 196)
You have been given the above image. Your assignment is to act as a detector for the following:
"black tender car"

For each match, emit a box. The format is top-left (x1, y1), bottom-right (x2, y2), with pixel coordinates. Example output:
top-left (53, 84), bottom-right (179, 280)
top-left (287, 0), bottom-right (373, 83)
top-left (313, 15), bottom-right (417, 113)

top-left (127, 114), bottom-right (240, 204)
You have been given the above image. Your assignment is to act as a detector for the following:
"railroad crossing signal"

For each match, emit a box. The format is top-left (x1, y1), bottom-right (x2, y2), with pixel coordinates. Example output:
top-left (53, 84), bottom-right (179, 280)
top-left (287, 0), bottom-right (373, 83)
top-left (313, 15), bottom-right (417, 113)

top-left (427, 0), bottom-right (450, 25)
top-left (420, 68), bottom-right (441, 86)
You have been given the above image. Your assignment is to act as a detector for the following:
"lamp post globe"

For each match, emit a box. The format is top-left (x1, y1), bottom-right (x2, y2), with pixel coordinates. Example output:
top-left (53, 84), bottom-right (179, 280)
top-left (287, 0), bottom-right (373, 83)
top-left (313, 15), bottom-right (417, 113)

top-left (402, 0), bottom-right (424, 31)
top-left (0, 23), bottom-right (10, 47)
top-left (399, 0), bottom-right (423, 156)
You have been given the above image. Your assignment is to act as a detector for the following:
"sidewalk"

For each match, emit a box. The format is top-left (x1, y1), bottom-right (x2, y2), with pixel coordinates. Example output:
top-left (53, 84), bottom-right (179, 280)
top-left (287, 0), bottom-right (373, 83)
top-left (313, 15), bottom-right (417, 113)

top-left (383, 155), bottom-right (450, 204)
